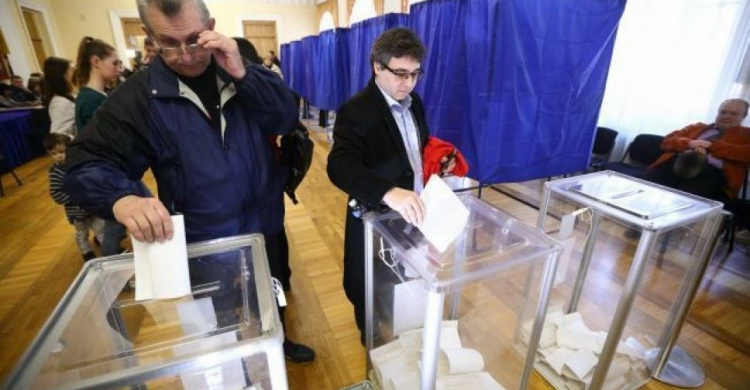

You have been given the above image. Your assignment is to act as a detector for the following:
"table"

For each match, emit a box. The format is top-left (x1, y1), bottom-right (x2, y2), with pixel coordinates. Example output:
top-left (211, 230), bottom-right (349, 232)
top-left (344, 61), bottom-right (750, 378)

top-left (0, 109), bottom-right (47, 173)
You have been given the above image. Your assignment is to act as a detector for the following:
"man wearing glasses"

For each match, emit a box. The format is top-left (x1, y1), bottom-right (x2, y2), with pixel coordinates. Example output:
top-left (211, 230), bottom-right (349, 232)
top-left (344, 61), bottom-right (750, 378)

top-left (328, 28), bottom-right (435, 344)
top-left (64, 0), bottom-right (314, 363)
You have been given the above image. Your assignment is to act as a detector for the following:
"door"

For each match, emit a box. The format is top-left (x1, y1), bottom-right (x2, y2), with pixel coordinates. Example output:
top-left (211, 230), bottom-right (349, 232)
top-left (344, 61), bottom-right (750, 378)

top-left (121, 17), bottom-right (146, 69)
top-left (242, 21), bottom-right (278, 61)
top-left (21, 8), bottom-right (51, 70)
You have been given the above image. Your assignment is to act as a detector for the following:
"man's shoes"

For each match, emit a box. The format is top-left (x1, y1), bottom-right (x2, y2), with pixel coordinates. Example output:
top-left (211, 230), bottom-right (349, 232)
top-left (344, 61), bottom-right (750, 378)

top-left (283, 340), bottom-right (315, 363)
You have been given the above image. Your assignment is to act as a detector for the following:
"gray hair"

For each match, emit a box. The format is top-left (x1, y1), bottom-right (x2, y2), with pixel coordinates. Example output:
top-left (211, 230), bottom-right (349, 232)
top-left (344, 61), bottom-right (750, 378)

top-left (136, 0), bottom-right (210, 33)
top-left (723, 98), bottom-right (750, 117)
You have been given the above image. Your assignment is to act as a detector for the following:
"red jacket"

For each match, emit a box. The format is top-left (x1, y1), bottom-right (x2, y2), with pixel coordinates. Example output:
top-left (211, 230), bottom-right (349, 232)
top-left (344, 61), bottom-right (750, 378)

top-left (422, 136), bottom-right (469, 184)
top-left (649, 123), bottom-right (750, 198)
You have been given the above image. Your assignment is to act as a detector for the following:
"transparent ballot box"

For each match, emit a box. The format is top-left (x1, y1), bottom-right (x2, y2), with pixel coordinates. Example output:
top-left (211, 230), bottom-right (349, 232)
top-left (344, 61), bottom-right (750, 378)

top-left (5, 234), bottom-right (287, 390)
top-left (363, 194), bottom-right (563, 390)
top-left (536, 171), bottom-right (724, 390)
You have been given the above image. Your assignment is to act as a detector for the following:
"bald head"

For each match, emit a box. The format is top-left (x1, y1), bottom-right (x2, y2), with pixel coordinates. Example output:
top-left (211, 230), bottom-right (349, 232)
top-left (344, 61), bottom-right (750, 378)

top-left (715, 99), bottom-right (749, 129)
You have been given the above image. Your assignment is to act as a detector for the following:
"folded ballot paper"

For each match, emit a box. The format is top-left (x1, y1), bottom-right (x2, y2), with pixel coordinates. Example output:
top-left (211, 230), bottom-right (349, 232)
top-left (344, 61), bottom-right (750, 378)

top-left (370, 321), bottom-right (506, 390)
top-left (418, 175), bottom-right (470, 253)
top-left (522, 307), bottom-right (651, 390)
top-left (133, 215), bottom-right (191, 301)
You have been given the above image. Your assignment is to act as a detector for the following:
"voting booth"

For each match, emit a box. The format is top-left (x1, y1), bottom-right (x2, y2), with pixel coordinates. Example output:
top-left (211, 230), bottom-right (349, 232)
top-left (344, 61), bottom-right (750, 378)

top-left (5, 234), bottom-right (287, 390)
top-left (363, 192), bottom-right (563, 390)
top-left (535, 171), bottom-right (724, 389)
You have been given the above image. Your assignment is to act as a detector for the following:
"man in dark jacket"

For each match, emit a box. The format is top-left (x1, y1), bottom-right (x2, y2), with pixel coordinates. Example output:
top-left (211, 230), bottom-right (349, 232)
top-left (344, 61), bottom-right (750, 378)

top-left (327, 28), bottom-right (434, 343)
top-left (64, 0), bottom-right (314, 363)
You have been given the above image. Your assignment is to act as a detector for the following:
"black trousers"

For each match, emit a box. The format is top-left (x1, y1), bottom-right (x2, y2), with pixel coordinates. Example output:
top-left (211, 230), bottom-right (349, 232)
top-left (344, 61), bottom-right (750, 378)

top-left (640, 157), bottom-right (727, 202)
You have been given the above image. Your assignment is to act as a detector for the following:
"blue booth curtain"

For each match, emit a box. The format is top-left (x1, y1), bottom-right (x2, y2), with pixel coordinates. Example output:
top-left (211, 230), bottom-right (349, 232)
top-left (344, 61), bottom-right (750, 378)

top-left (410, 0), bottom-right (469, 160)
top-left (313, 29), bottom-right (351, 111)
top-left (461, 0), bottom-right (625, 183)
top-left (347, 13), bottom-right (410, 98)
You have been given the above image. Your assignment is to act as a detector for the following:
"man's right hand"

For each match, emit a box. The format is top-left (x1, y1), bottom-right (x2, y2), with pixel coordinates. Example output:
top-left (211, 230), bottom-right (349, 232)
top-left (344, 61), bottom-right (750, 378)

top-left (382, 188), bottom-right (426, 226)
top-left (113, 195), bottom-right (173, 243)
top-left (688, 139), bottom-right (712, 150)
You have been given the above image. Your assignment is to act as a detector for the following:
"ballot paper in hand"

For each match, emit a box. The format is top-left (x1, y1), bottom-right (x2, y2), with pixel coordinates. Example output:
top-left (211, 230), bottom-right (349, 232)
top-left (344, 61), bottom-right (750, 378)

top-left (418, 175), bottom-right (470, 252)
top-left (133, 215), bottom-right (191, 301)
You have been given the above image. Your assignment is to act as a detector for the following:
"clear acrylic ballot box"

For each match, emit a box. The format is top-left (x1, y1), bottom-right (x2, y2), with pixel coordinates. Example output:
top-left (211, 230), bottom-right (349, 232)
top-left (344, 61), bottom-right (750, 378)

top-left (5, 234), bottom-right (287, 390)
top-left (364, 194), bottom-right (563, 390)
top-left (536, 171), bottom-right (724, 390)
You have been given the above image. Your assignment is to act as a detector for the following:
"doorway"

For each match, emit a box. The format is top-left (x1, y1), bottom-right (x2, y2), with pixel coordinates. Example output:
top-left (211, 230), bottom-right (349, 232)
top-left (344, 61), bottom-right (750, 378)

top-left (242, 21), bottom-right (278, 61)
top-left (20, 7), bottom-right (52, 70)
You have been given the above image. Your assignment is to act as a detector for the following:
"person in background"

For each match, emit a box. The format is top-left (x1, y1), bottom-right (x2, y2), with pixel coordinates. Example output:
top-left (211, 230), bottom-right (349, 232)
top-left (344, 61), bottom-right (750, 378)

top-left (27, 76), bottom-right (44, 101)
top-left (65, 0), bottom-right (314, 364)
top-left (262, 54), bottom-right (283, 80)
top-left (44, 133), bottom-right (104, 262)
top-left (73, 36), bottom-right (127, 257)
top-left (44, 57), bottom-right (77, 139)
top-left (142, 37), bottom-right (159, 66)
top-left (641, 98), bottom-right (750, 202)
top-left (8, 75), bottom-right (39, 103)
top-left (235, 36), bottom-right (294, 292)
top-left (327, 28), bottom-right (456, 344)
top-left (269, 50), bottom-right (281, 67)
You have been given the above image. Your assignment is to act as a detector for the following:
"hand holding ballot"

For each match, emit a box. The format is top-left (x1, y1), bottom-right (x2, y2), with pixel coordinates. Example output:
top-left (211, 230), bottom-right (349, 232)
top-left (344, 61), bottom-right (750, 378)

top-left (383, 187), bottom-right (426, 226)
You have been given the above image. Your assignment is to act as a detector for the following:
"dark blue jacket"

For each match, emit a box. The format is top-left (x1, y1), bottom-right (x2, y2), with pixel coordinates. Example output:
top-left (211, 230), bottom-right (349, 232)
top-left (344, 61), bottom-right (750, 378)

top-left (64, 56), bottom-right (297, 243)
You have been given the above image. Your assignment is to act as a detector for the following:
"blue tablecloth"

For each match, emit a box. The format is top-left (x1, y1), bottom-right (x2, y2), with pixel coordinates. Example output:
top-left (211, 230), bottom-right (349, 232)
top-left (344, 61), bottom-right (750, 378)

top-left (0, 110), bottom-right (41, 173)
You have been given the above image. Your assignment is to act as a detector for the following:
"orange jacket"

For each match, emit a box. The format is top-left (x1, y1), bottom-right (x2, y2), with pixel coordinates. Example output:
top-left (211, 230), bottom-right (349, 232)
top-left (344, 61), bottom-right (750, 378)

top-left (649, 123), bottom-right (750, 198)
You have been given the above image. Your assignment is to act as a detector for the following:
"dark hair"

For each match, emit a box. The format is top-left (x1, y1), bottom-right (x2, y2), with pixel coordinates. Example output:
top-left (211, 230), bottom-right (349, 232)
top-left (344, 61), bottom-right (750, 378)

top-left (43, 133), bottom-right (71, 152)
top-left (43, 57), bottom-right (74, 106)
top-left (137, 0), bottom-right (210, 33)
top-left (369, 28), bottom-right (425, 69)
top-left (74, 36), bottom-right (115, 87)
top-left (11, 75), bottom-right (22, 81)
top-left (233, 37), bottom-right (262, 65)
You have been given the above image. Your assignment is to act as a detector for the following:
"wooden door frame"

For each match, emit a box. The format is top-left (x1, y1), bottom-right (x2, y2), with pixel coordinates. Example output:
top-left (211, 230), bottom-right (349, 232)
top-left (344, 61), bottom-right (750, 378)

top-left (109, 9), bottom-right (141, 66)
top-left (17, 0), bottom-right (62, 62)
top-left (235, 14), bottom-right (283, 52)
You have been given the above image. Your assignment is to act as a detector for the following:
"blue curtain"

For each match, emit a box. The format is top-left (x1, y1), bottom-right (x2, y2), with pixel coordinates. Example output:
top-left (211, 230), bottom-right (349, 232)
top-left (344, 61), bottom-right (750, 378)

top-left (347, 13), bottom-right (410, 97)
top-left (463, 0), bottom-right (624, 182)
top-left (312, 29), bottom-right (351, 111)
top-left (284, 0), bottom-right (625, 182)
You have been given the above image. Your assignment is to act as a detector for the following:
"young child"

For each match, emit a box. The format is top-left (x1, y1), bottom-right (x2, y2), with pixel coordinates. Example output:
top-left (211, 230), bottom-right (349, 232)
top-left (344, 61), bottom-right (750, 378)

top-left (44, 134), bottom-right (103, 261)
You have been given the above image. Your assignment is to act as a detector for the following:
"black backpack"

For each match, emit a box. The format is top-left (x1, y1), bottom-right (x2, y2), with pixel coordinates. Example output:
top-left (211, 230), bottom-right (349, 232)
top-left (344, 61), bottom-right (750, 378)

top-left (280, 121), bottom-right (314, 204)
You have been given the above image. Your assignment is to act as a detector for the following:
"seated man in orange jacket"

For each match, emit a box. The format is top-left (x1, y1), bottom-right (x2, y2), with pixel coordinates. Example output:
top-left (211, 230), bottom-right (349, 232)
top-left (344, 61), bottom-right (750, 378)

top-left (641, 98), bottom-right (750, 201)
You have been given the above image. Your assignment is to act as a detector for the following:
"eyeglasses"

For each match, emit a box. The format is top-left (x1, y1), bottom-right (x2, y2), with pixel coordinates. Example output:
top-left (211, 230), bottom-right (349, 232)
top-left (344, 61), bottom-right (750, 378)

top-left (157, 42), bottom-right (206, 59)
top-left (381, 63), bottom-right (424, 82)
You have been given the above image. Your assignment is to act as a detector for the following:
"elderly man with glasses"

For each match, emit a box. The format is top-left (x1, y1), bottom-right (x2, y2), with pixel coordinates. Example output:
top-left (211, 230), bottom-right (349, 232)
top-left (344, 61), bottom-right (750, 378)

top-left (64, 0), bottom-right (314, 363)
top-left (327, 28), bottom-right (454, 345)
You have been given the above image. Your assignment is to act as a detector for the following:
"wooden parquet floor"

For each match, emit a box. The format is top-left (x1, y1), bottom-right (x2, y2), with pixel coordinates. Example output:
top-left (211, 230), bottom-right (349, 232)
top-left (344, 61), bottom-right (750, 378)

top-left (0, 120), bottom-right (748, 389)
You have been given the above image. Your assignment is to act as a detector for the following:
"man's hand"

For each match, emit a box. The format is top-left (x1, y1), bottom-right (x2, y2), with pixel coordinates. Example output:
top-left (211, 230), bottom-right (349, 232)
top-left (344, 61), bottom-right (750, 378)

top-left (688, 139), bottom-right (712, 150)
top-left (113, 195), bottom-right (173, 243)
top-left (693, 146), bottom-right (708, 155)
top-left (198, 31), bottom-right (246, 80)
top-left (383, 188), bottom-right (426, 226)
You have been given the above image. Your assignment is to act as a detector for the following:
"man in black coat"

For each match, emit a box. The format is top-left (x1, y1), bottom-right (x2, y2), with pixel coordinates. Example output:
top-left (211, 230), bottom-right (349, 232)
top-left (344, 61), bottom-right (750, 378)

top-left (327, 28), bottom-right (433, 342)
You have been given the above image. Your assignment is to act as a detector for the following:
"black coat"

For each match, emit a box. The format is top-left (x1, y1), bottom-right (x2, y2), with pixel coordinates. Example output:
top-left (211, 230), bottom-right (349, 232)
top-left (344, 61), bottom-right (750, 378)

top-left (327, 78), bottom-right (430, 329)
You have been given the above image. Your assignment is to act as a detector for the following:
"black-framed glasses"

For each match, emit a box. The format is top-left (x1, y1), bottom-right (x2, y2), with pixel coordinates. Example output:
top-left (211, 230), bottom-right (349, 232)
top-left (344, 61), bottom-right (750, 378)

top-left (381, 63), bottom-right (424, 82)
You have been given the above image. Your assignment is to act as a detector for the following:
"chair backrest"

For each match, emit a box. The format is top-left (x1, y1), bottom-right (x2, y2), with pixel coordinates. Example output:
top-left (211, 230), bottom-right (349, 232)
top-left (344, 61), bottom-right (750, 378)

top-left (622, 134), bottom-right (665, 166)
top-left (592, 127), bottom-right (618, 158)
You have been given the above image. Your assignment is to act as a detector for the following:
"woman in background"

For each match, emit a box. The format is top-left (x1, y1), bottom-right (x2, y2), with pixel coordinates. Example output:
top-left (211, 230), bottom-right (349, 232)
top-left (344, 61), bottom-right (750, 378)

top-left (73, 36), bottom-right (125, 257)
top-left (43, 57), bottom-right (76, 139)
top-left (73, 36), bottom-right (119, 132)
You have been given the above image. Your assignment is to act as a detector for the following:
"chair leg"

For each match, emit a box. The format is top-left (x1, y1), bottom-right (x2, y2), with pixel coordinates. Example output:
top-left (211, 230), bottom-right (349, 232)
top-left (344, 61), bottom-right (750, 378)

top-left (10, 169), bottom-right (22, 186)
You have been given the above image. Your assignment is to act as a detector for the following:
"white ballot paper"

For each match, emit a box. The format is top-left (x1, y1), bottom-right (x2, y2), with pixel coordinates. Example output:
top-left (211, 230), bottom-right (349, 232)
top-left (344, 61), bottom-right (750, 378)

top-left (418, 175), bottom-right (470, 252)
top-left (133, 215), bottom-right (191, 301)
